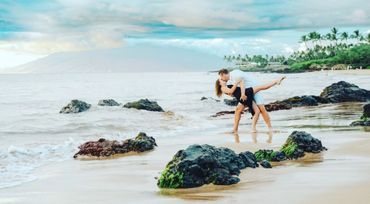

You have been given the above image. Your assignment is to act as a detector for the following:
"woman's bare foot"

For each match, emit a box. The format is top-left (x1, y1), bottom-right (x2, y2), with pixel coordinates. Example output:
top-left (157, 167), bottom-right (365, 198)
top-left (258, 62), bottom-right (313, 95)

top-left (251, 129), bottom-right (257, 133)
top-left (232, 129), bottom-right (238, 134)
top-left (277, 76), bottom-right (286, 85)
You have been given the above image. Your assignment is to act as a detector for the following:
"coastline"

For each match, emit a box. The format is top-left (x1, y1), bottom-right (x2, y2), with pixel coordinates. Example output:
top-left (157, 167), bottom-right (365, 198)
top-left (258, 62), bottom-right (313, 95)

top-left (0, 105), bottom-right (369, 204)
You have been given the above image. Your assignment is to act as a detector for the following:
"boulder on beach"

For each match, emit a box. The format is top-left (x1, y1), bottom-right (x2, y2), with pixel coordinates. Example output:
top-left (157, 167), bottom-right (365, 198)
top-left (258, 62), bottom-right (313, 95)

top-left (123, 99), bottom-right (164, 112)
top-left (320, 81), bottom-right (370, 103)
top-left (350, 103), bottom-right (370, 126)
top-left (98, 99), bottom-right (121, 106)
top-left (73, 132), bottom-right (157, 158)
top-left (254, 131), bottom-right (327, 161)
top-left (60, 100), bottom-right (91, 114)
top-left (157, 144), bottom-right (259, 189)
top-left (281, 131), bottom-right (327, 159)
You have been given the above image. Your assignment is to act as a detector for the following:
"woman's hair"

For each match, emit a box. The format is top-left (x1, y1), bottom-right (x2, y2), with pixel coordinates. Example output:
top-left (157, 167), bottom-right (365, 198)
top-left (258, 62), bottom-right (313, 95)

top-left (215, 79), bottom-right (222, 98)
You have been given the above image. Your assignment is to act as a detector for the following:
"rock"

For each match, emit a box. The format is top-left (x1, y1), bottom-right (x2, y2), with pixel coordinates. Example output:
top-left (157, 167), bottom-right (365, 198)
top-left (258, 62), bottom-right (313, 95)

top-left (265, 102), bottom-right (292, 112)
top-left (98, 99), bottom-right (121, 106)
top-left (123, 99), bottom-right (164, 112)
top-left (224, 98), bottom-right (238, 106)
top-left (281, 131), bottom-right (327, 159)
top-left (350, 103), bottom-right (370, 126)
top-left (60, 100), bottom-right (91, 114)
top-left (201, 96), bottom-right (220, 102)
top-left (73, 132), bottom-right (157, 158)
top-left (259, 160), bottom-right (272, 168)
top-left (320, 81), bottom-right (370, 103)
top-left (157, 144), bottom-right (259, 189)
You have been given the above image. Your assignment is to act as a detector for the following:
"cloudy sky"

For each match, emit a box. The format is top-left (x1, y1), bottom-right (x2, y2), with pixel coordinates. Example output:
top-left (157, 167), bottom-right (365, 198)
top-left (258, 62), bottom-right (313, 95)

top-left (0, 0), bottom-right (369, 68)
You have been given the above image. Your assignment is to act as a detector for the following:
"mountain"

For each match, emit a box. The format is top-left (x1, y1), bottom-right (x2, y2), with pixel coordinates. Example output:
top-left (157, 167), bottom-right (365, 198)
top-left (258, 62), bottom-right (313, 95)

top-left (4, 44), bottom-right (227, 73)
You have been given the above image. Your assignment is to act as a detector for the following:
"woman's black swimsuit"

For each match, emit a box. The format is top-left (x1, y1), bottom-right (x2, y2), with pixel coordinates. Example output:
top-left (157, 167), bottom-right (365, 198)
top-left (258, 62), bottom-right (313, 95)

top-left (227, 85), bottom-right (255, 116)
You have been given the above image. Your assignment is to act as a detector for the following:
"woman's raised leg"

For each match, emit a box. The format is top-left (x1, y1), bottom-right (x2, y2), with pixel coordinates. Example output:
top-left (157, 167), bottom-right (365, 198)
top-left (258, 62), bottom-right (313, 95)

top-left (252, 76), bottom-right (285, 94)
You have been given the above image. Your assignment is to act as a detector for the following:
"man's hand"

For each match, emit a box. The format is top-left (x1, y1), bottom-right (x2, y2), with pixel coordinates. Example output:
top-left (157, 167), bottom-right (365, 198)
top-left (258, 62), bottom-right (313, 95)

top-left (240, 94), bottom-right (247, 101)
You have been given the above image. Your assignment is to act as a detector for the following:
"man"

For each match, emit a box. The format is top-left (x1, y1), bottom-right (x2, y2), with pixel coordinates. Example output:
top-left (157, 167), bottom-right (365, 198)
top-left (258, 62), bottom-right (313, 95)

top-left (218, 69), bottom-right (273, 133)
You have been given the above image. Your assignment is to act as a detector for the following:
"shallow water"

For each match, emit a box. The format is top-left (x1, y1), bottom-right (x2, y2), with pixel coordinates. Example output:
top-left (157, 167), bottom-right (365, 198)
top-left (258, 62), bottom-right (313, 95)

top-left (0, 71), bottom-right (369, 188)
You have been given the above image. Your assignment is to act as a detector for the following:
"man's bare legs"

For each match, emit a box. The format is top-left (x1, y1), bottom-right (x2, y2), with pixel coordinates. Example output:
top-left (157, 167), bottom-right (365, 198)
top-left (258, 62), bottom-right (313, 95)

top-left (257, 105), bottom-right (273, 132)
top-left (233, 103), bottom-right (245, 133)
top-left (251, 101), bottom-right (261, 133)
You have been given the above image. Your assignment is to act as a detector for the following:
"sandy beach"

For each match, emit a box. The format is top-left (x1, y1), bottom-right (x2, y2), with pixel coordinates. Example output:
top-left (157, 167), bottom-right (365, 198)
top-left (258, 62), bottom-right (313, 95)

top-left (0, 99), bottom-right (369, 204)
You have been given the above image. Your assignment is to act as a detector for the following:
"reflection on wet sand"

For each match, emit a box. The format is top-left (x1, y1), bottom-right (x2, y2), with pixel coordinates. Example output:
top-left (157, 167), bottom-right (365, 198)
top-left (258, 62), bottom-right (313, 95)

top-left (233, 131), bottom-right (273, 144)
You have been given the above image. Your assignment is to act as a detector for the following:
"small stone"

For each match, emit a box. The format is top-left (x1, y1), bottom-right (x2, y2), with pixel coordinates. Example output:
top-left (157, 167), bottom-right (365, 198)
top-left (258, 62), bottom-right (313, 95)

top-left (98, 99), bottom-right (121, 106)
top-left (259, 160), bottom-right (272, 168)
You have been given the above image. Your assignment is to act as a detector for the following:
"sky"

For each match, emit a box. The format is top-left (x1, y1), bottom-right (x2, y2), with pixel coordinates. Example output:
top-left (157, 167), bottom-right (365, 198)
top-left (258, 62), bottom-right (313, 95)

top-left (0, 0), bottom-right (369, 68)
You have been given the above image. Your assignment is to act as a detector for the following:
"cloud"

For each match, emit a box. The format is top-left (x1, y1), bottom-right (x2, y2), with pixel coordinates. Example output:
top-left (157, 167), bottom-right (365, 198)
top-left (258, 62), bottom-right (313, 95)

top-left (0, 0), bottom-right (369, 55)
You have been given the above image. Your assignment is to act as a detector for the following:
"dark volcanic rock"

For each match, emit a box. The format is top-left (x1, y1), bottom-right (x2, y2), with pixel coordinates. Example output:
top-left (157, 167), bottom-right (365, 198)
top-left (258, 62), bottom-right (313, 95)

top-left (259, 160), bottom-right (272, 168)
top-left (123, 99), bottom-right (164, 112)
top-left (320, 81), bottom-right (370, 103)
top-left (350, 103), bottom-right (370, 126)
top-left (224, 98), bottom-right (239, 106)
top-left (254, 131), bottom-right (326, 161)
top-left (60, 100), bottom-right (91, 114)
top-left (98, 99), bottom-right (121, 106)
top-left (157, 144), bottom-right (260, 189)
top-left (265, 95), bottom-right (322, 112)
top-left (281, 131), bottom-right (327, 159)
top-left (73, 132), bottom-right (157, 158)
top-left (212, 81), bottom-right (369, 116)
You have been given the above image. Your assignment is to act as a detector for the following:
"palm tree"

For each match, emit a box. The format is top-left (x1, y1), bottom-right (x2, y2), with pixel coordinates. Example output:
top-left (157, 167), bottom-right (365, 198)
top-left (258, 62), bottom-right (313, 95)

top-left (367, 33), bottom-right (370, 44)
top-left (351, 30), bottom-right (361, 43)
top-left (300, 35), bottom-right (308, 49)
top-left (331, 27), bottom-right (339, 45)
top-left (340, 32), bottom-right (349, 43)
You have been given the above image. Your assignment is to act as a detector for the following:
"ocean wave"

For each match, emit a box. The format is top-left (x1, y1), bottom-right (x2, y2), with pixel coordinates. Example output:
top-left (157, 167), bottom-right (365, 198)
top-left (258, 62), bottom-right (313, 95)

top-left (0, 138), bottom-right (77, 189)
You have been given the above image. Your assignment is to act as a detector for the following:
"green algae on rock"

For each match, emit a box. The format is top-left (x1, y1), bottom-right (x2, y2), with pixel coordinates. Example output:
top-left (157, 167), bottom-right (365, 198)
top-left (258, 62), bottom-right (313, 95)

top-left (73, 132), bottom-right (157, 158)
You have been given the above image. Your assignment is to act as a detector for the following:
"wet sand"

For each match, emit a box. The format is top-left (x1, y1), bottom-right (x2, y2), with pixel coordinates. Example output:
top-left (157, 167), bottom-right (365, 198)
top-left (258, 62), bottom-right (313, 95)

top-left (0, 103), bottom-right (370, 204)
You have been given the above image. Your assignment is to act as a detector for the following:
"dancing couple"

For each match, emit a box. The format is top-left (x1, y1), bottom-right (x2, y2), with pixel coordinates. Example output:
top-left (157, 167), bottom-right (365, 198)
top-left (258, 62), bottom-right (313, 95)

top-left (215, 69), bottom-right (285, 133)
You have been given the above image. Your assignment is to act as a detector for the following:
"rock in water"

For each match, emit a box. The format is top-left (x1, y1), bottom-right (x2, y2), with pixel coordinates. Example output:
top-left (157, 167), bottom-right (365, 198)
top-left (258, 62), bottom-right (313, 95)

top-left (320, 81), bottom-right (370, 103)
top-left (350, 103), bottom-right (370, 126)
top-left (73, 132), bottom-right (157, 158)
top-left (281, 131), bottom-right (327, 159)
top-left (157, 144), bottom-right (259, 189)
top-left (98, 99), bottom-right (121, 106)
top-left (224, 98), bottom-right (238, 106)
top-left (60, 100), bottom-right (91, 114)
top-left (254, 149), bottom-right (287, 162)
top-left (123, 99), bottom-right (164, 112)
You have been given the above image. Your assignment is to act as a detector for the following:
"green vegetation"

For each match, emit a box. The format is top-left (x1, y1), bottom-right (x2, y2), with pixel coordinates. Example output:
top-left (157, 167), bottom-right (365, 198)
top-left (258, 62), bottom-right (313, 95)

top-left (280, 138), bottom-right (299, 157)
top-left (224, 28), bottom-right (370, 72)
top-left (157, 157), bottom-right (184, 188)
top-left (254, 149), bottom-right (277, 161)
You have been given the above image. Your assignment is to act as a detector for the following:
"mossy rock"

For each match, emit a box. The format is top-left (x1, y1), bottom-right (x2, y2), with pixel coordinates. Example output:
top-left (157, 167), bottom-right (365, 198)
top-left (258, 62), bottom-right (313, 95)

top-left (157, 144), bottom-right (259, 189)
top-left (123, 99), bottom-right (164, 112)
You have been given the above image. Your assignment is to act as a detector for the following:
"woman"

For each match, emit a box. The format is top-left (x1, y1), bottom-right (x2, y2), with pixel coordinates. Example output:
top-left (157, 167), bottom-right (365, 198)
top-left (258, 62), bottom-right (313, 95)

top-left (215, 76), bottom-right (285, 133)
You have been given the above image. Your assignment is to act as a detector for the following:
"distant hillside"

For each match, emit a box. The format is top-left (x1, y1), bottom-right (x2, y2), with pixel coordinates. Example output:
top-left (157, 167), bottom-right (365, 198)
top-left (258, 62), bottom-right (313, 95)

top-left (4, 44), bottom-right (227, 73)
